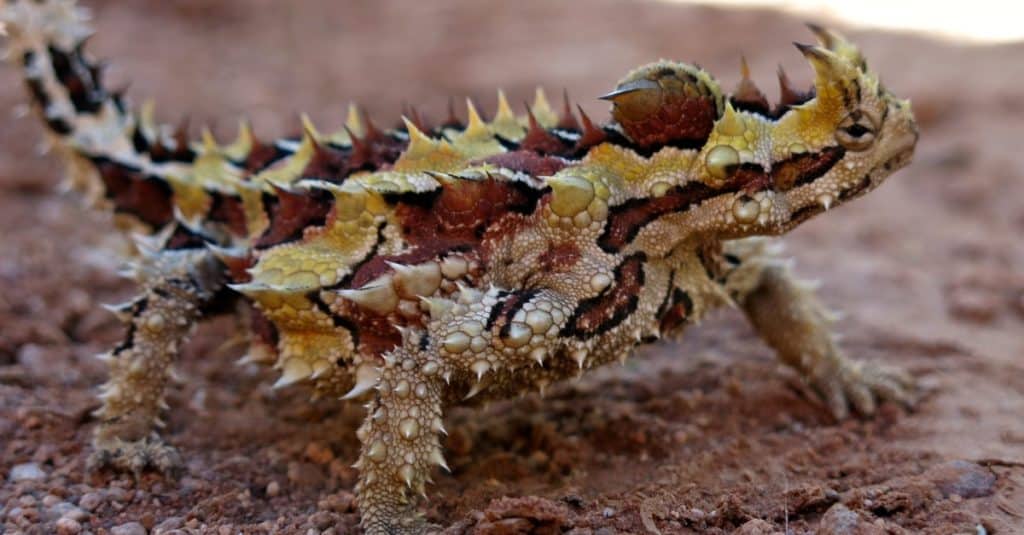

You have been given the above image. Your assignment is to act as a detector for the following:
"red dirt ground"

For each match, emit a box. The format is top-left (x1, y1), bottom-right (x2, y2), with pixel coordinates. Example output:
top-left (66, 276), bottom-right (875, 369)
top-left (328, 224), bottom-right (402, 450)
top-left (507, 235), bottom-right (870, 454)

top-left (1, 1), bottom-right (1023, 533)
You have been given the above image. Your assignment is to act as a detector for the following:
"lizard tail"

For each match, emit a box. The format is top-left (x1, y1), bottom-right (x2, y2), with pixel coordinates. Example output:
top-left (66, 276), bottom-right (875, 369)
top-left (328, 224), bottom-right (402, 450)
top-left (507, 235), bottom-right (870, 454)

top-left (2, 0), bottom-right (184, 228)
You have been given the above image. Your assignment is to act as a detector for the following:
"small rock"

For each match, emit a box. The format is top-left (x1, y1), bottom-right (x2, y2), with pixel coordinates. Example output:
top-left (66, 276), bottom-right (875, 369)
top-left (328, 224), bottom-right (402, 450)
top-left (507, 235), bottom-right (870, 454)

top-left (110, 521), bottom-right (147, 535)
top-left (287, 461), bottom-right (325, 488)
top-left (266, 480), bottom-right (281, 497)
top-left (78, 492), bottom-right (103, 511)
top-left (926, 460), bottom-right (996, 499)
top-left (816, 503), bottom-right (882, 535)
top-left (318, 491), bottom-right (354, 513)
top-left (601, 507), bottom-right (615, 518)
top-left (304, 441), bottom-right (335, 465)
top-left (55, 517), bottom-right (83, 535)
top-left (19, 494), bottom-right (38, 507)
top-left (104, 487), bottom-right (129, 503)
top-left (43, 494), bottom-right (62, 507)
top-left (153, 515), bottom-right (184, 534)
top-left (736, 519), bottom-right (775, 535)
top-left (55, 502), bottom-right (87, 522)
top-left (9, 462), bottom-right (46, 481)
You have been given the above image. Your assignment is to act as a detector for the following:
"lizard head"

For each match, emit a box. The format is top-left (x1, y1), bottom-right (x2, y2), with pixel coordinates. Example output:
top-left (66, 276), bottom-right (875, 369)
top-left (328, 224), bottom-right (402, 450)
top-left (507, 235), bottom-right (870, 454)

top-left (600, 26), bottom-right (918, 243)
top-left (704, 25), bottom-right (919, 237)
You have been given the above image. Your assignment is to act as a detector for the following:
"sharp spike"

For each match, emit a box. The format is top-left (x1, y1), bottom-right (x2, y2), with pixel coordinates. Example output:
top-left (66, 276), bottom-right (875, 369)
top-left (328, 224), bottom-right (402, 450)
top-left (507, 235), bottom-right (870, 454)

top-left (342, 364), bottom-right (381, 400)
top-left (531, 87), bottom-right (557, 127)
top-left (401, 116), bottom-right (437, 157)
top-left (223, 118), bottom-right (253, 161)
top-left (359, 107), bottom-right (384, 142)
top-left (494, 89), bottom-right (516, 125)
top-left (443, 96), bottom-right (462, 128)
top-left (344, 103), bottom-right (364, 137)
top-left (172, 115), bottom-right (190, 153)
top-left (463, 98), bottom-right (490, 139)
top-left (200, 127), bottom-right (219, 153)
top-left (575, 104), bottom-right (606, 149)
top-left (464, 379), bottom-right (486, 400)
top-left (300, 113), bottom-right (321, 142)
top-left (337, 278), bottom-right (399, 315)
top-left (101, 300), bottom-right (137, 322)
top-left (430, 448), bottom-right (450, 472)
top-left (730, 56), bottom-right (770, 114)
top-left (419, 296), bottom-right (454, 319)
top-left (273, 358), bottom-right (312, 389)
top-left (471, 360), bottom-right (490, 381)
top-left (401, 464), bottom-right (415, 488)
top-left (557, 88), bottom-right (579, 130)
top-left (571, 349), bottom-right (587, 369)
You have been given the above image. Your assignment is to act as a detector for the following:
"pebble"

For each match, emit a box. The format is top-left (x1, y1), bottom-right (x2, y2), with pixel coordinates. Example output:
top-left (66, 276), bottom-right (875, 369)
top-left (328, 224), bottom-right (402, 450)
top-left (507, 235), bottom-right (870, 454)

top-left (266, 480), bottom-right (281, 497)
top-left (817, 503), bottom-right (881, 535)
top-left (735, 519), bottom-right (775, 535)
top-left (9, 462), bottom-right (46, 481)
top-left (78, 492), bottom-right (103, 511)
top-left (926, 460), bottom-right (996, 499)
top-left (110, 521), bottom-right (147, 535)
top-left (55, 517), bottom-right (83, 535)
top-left (153, 515), bottom-right (185, 534)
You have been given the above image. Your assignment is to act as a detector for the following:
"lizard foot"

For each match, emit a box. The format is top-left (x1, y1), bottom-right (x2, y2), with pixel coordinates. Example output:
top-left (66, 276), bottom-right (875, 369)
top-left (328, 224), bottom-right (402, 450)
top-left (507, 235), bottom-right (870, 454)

top-left (88, 434), bottom-right (184, 479)
top-left (809, 358), bottom-right (917, 420)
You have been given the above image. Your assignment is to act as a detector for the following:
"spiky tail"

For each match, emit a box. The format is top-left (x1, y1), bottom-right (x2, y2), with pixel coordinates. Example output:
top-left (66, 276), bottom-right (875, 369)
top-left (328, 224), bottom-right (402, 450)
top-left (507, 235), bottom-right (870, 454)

top-left (2, 0), bottom-right (184, 227)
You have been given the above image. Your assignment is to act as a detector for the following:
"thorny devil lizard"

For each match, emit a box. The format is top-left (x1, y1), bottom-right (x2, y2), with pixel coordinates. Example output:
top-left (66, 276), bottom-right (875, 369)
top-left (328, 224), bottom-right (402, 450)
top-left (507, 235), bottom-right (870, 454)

top-left (2, 1), bottom-right (919, 532)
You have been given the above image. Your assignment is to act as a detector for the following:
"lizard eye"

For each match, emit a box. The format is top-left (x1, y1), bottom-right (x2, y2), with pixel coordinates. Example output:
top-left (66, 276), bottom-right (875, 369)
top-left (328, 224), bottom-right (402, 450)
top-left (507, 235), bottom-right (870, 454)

top-left (835, 112), bottom-right (877, 151)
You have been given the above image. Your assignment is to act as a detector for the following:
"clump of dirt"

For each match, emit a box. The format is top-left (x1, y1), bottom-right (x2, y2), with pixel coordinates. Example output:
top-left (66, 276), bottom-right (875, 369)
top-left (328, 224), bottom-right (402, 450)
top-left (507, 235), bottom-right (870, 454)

top-left (2, 1), bottom-right (1023, 533)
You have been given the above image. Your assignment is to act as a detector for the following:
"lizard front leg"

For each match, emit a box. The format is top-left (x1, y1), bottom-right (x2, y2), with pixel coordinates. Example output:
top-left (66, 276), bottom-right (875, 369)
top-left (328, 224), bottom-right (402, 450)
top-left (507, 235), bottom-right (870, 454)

top-left (354, 342), bottom-right (446, 535)
top-left (721, 238), bottom-right (916, 419)
top-left (354, 285), bottom-right (577, 533)
top-left (89, 244), bottom-right (224, 477)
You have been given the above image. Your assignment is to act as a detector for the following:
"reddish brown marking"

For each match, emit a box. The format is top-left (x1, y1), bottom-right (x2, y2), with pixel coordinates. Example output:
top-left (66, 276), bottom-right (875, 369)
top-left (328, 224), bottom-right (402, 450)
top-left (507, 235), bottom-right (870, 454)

top-left (254, 187), bottom-right (334, 249)
top-left (351, 179), bottom-right (540, 288)
top-left (301, 142), bottom-right (351, 182)
top-left (597, 182), bottom-right (719, 253)
top-left (221, 253), bottom-right (255, 283)
top-left (558, 90), bottom-right (580, 131)
top-left (208, 193), bottom-right (248, 236)
top-left (658, 288), bottom-right (693, 333)
top-left (481, 151), bottom-right (568, 177)
top-left (732, 165), bottom-right (772, 193)
top-left (771, 146), bottom-right (845, 191)
top-left (93, 158), bottom-right (174, 227)
top-left (250, 305), bottom-right (279, 349)
top-left (520, 107), bottom-right (570, 155)
top-left (538, 242), bottom-right (581, 273)
top-left (561, 253), bottom-right (646, 339)
top-left (731, 77), bottom-right (771, 117)
top-left (575, 105), bottom-right (607, 152)
top-left (610, 75), bottom-right (719, 150)
top-left (242, 135), bottom-right (285, 173)
top-left (330, 299), bottom-right (402, 358)
top-left (774, 66), bottom-right (816, 116)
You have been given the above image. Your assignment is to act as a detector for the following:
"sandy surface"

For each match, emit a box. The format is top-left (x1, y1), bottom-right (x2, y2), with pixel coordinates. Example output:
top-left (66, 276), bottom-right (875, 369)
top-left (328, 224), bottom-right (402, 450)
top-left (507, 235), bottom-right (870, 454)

top-left (1, 1), bottom-right (1023, 533)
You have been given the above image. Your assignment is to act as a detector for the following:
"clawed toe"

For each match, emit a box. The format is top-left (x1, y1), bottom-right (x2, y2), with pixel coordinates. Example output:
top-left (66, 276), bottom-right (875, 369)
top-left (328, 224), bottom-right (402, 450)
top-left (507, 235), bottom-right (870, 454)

top-left (88, 434), bottom-right (184, 479)
top-left (812, 359), bottom-right (918, 420)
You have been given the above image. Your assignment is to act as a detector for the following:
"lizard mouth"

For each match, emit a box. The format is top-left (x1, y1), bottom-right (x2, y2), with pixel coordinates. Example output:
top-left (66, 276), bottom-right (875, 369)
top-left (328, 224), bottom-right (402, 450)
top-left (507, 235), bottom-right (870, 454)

top-left (784, 147), bottom-right (915, 229)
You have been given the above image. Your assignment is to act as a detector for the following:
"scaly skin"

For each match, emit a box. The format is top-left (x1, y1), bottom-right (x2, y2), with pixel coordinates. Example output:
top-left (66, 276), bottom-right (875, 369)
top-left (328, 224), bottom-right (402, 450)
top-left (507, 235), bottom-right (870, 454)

top-left (2, 1), bottom-right (919, 532)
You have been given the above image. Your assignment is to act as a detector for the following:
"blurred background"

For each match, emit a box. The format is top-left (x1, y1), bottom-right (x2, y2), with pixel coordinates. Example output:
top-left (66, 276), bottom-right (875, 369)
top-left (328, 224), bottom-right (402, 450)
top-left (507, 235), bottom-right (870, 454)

top-left (1, 1), bottom-right (1021, 533)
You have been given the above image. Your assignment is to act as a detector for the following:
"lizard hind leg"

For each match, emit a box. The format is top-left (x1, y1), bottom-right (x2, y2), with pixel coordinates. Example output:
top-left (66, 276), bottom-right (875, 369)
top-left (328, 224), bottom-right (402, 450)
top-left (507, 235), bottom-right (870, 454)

top-left (721, 237), bottom-right (917, 419)
top-left (89, 246), bottom-right (225, 478)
